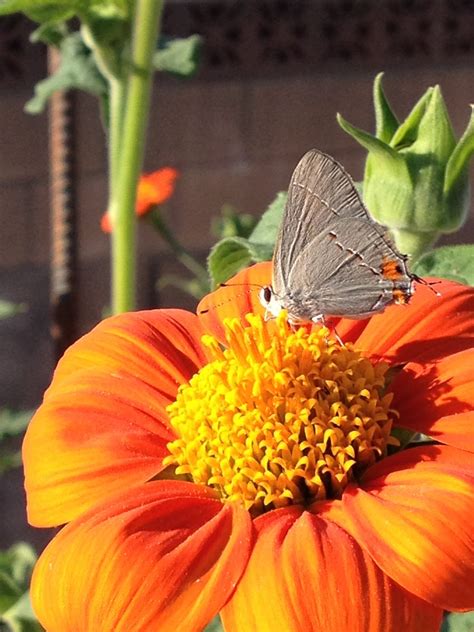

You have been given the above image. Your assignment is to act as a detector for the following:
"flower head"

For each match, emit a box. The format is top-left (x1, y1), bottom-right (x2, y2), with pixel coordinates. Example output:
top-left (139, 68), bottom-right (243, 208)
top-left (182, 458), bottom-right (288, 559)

top-left (165, 313), bottom-right (398, 513)
top-left (101, 167), bottom-right (179, 233)
top-left (338, 73), bottom-right (474, 259)
top-left (24, 262), bottom-right (474, 631)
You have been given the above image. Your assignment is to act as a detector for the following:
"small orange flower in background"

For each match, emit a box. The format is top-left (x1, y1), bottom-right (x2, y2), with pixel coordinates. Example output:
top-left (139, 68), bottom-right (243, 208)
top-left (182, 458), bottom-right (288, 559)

top-left (101, 167), bottom-right (179, 233)
top-left (23, 262), bottom-right (474, 632)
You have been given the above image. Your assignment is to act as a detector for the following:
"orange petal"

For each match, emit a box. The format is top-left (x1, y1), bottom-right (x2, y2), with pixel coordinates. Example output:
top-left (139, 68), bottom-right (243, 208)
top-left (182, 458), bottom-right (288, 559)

top-left (31, 481), bottom-right (252, 632)
top-left (146, 167), bottom-right (179, 204)
top-left (198, 262), bottom-right (270, 341)
top-left (24, 309), bottom-right (208, 527)
top-left (50, 308), bottom-right (208, 400)
top-left (321, 445), bottom-right (474, 611)
top-left (221, 506), bottom-right (442, 632)
top-left (24, 370), bottom-right (176, 527)
top-left (101, 212), bottom-right (112, 233)
top-left (355, 279), bottom-right (474, 363)
top-left (328, 315), bottom-right (371, 343)
top-left (390, 349), bottom-right (474, 451)
top-left (136, 168), bottom-right (179, 216)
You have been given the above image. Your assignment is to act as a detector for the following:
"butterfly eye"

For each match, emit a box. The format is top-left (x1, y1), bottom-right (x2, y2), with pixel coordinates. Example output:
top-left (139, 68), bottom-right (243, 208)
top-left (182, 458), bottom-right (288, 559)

top-left (263, 286), bottom-right (272, 304)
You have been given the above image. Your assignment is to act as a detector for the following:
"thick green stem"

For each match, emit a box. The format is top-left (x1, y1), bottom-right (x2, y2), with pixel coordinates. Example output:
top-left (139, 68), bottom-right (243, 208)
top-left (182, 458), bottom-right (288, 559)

top-left (112, 0), bottom-right (164, 314)
top-left (108, 77), bottom-right (126, 214)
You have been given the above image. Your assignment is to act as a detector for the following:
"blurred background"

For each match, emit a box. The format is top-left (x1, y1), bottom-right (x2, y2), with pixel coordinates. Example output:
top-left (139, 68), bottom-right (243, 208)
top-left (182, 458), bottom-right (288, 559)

top-left (1, 0), bottom-right (473, 549)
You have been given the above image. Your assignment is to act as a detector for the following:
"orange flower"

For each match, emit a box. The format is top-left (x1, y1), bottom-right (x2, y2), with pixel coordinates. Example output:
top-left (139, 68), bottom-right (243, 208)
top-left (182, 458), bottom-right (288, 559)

top-left (101, 167), bottom-right (179, 233)
top-left (23, 262), bottom-right (474, 631)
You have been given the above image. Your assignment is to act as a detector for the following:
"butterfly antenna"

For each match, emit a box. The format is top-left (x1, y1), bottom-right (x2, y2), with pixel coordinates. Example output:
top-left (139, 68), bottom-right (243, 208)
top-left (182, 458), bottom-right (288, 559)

top-left (198, 283), bottom-right (262, 315)
top-left (219, 281), bottom-right (265, 289)
top-left (412, 274), bottom-right (442, 297)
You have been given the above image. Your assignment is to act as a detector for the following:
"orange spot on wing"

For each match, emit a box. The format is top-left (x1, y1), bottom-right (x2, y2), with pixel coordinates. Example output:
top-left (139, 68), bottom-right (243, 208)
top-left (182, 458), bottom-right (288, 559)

top-left (381, 258), bottom-right (404, 280)
top-left (393, 289), bottom-right (409, 304)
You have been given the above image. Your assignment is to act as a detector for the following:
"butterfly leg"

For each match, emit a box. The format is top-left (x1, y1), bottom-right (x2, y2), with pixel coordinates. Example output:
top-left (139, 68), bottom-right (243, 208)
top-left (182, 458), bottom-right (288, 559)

top-left (264, 309), bottom-right (276, 323)
top-left (312, 314), bottom-right (345, 347)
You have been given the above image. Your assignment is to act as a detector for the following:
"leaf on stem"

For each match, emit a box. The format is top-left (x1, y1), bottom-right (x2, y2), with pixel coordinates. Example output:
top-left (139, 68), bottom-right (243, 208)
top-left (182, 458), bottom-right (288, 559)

top-left (413, 245), bottom-right (474, 286)
top-left (153, 35), bottom-right (203, 78)
top-left (444, 105), bottom-right (474, 195)
top-left (207, 192), bottom-right (287, 287)
top-left (0, 543), bottom-right (41, 632)
top-left (25, 31), bottom-right (107, 114)
top-left (373, 72), bottom-right (399, 143)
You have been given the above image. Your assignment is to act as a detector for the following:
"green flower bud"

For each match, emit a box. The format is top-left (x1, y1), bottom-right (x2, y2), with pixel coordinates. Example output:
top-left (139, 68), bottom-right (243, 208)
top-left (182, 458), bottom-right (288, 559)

top-left (338, 73), bottom-right (474, 260)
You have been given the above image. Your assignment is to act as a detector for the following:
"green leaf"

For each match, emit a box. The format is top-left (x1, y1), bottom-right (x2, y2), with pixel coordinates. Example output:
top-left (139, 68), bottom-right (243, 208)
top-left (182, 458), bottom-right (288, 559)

top-left (0, 450), bottom-right (22, 475)
top-left (354, 180), bottom-right (364, 196)
top-left (0, 544), bottom-right (37, 589)
top-left (400, 87), bottom-right (457, 232)
top-left (337, 113), bottom-right (407, 167)
top-left (0, 0), bottom-right (130, 22)
top-left (0, 410), bottom-right (33, 440)
top-left (445, 105), bottom-right (474, 195)
top-left (204, 615), bottom-right (224, 632)
top-left (0, 591), bottom-right (43, 632)
top-left (0, 569), bottom-right (21, 613)
top-left (441, 610), bottom-right (474, 632)
top-left (0, 300), bottom-right (27, 320)
top-left (207, 192), bottom-right (287, 287)
top-left (249, 191), bottom-right (287, 249)
top-left (25, 31), bottom-right (107, 114)
top-left (373, 72), bottom-right (399, 143)
top-left (338, 113), bottom-right (414, 226)
top-left (407, 85), bottom-right (455, 164)
top-left (0, 409), bottom-right (31, 475)
top-left (153, 35), bottom-right (202, 78)
top-left (0, 0), bottom-right (74, 20)
top-left (30, 21), bottom-right (67, 46)
top-left (413, 245), bottom-right (474, 285)
top-left (211, 205), bottom-right (258, 240)
top-left (390, 426), bottom-right (417, 449)
top-left (207, 237), bottom-right (254, 288)
top-left (0, 544), bottom-right (37, 627)
top-left (389, 87), bottom-right (434, 149)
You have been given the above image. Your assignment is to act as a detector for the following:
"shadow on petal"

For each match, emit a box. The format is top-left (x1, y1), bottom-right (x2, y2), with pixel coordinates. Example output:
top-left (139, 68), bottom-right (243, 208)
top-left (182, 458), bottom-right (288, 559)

top-left (31, 481), bottom-right (253, 632)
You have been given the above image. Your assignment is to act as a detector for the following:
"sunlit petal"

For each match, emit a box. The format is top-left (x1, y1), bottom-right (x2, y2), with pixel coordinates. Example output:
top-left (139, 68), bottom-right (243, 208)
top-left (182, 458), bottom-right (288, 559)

top-left (355, 279), bottom-right (474, 363)
top-left (391, 349), bottom-right (474, 451)
top-left (322, 445), bottom-right (474, 611)
top-left (50, 308), bottom-right (208, 398)
top-left (31, 481), bottom-right (252, 632)
top-left (221, 507), bottom-right (442, 632)
top-left (24, 370), bottom-right (175, 527)
top-left (198, 262), bottom-right (269, 341)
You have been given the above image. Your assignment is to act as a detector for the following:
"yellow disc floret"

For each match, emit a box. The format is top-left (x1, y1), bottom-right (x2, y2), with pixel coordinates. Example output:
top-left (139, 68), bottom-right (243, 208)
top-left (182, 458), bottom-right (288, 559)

top-left (164, 312), bottom-right (397, 514)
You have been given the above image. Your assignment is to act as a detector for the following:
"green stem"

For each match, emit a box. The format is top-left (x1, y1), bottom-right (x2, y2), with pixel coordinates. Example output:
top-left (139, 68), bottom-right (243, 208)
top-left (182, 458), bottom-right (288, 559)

top-left (151, 213), bottom-right (208, 282)
top-left (108, 77), bottom-right (126, 213)
top-left (112, 0), bottom-right (164, 314)
top-left (80, 23), bottom-right (126, 232)
top-left (391, 228), bottom-right (439, 262)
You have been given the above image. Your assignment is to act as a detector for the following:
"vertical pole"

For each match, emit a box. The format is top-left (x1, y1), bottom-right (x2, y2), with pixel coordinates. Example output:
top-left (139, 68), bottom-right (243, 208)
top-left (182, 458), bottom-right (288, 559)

top-left (48, 47), bottom-right (78, 361)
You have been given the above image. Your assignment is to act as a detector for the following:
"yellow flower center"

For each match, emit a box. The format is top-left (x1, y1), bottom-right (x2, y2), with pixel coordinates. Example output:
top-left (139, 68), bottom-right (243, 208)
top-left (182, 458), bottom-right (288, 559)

top-left (164, 312), bottom-right (398, 514)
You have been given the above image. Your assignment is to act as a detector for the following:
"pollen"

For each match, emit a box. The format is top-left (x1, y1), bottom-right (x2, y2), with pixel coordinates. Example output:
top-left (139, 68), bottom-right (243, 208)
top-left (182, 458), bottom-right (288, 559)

top-left (164, 312), bottom-right (398, 514)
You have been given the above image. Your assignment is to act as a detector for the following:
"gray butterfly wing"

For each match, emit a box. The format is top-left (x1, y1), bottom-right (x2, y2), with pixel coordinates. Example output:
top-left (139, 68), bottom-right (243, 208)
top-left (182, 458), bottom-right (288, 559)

top-left (288, 217), bottom-right (410, 317)
top-left (273, 149), bottom-right (410, 318)
top-left (273, 149), bottom-right (373, 295)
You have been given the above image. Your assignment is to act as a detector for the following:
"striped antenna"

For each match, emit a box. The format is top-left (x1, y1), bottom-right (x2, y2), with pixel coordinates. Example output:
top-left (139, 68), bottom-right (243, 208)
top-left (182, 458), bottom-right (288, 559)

top-left (198, 282), bottom-right (265, 315)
